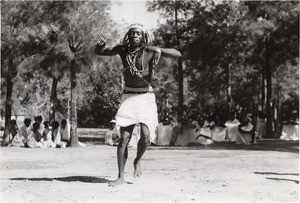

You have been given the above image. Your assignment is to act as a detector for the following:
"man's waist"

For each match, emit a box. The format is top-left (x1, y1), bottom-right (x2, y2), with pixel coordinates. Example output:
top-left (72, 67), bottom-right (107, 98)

top-left (123, 85), bottom-right (153, 94)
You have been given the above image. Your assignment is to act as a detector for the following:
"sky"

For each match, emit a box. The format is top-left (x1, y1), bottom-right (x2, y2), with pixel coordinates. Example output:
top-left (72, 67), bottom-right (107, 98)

top-left (109, 0), bottom-right (162, 31)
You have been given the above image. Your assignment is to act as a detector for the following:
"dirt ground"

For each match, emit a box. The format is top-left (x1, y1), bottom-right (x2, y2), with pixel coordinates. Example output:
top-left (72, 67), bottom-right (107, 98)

top-left (0, 139), bottom-right (299, 202)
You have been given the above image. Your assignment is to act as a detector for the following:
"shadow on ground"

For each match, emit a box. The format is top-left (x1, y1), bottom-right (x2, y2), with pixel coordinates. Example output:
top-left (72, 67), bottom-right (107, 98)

top-left (254, 172), bottom-right (299, 176)
top-left (265, 177), bottom-right (299, 184)
top-left (148, 140), bottom-right (299, 154)
top-left (10, 176), bottom-right (110, 183)
top-left (254, 171), bottom-right (299, 184)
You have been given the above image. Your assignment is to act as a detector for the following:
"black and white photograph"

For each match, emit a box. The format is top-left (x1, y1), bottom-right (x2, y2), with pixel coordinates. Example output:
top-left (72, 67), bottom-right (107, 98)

top-left (0, 0), bottom-right (299, 202)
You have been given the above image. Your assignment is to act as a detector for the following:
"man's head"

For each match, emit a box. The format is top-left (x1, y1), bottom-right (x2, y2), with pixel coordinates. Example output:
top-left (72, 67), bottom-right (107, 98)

top-left (24, 118), bottom-right (31, 127)
top-left (51, 121), bottom-right (59, 130)
top-left (123, 24), bottom-right (151, 48)
top-left (34, 115), bottom-right (42, 123)
top-left (44, 121), bottom-right (49, 128)
top-left (109, 120), bottom-right (116, 130)
top-left (61, 119), bottom-right (67, 129)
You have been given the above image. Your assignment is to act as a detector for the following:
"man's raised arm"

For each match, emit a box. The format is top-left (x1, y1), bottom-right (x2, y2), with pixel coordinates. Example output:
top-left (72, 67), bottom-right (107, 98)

top-left (146, 46), bottom-right (182, 58)
top-left (94, 38), bottom-right (122, 56)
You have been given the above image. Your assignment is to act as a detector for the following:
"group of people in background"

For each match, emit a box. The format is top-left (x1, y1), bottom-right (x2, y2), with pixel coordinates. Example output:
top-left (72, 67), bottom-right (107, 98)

top-left (105, 108), bottom-right (299, 147)
top-left (3, 109), bottom-right (298, 149)
top-left (154, 111), bottom-right (256, 147)
top-left (2, 116), bottom-right (73, 148)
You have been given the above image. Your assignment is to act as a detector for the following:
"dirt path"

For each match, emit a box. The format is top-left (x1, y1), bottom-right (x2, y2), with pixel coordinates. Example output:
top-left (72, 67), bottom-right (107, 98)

top-left (0, 140), bottom-right (299, 202)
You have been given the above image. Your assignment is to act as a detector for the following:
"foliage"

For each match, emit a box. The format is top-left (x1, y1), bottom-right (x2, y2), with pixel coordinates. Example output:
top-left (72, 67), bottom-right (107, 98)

top-left (148, 0), bottom-right (299, 124)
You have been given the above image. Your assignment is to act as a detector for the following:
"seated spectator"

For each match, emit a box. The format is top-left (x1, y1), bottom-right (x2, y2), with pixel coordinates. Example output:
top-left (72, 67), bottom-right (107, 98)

top-left (105, 120), bottom-right (119, 146)
top-left (280, 110), bottom-right (299, 141)
top-left (60, 119), bottom-right (71, 146)
top-left (225, 112), bottom-right (240, 142)
top-left (236, 115), bottom-right (255, 145)
top-left (156, 117), bottom-right (173, 146)
top-left (6, 120), bottom-right (26, 147)
top-left (25, 122), bottom-right (44, 148)
top-left (41, 121), bottom-right (54, 148)
top-left (34, 115), bottom-right (44, 135)
top-left (43, 121), bottom-right (51, 138)
top-left (211, 115), bottom-right (227, 142)
top-left (19, 118), bottom-right (32, 140)
top-left (51, 121), bottom-right (62, 147)
top-left (2, 120), bottom-right (19, 146)
top-left (196, 118), bottom-right (213, 146)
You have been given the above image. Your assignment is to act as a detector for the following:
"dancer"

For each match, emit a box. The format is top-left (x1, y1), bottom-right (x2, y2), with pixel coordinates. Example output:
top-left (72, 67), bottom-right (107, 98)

top-left (95, 23), bottom-right (181, 186)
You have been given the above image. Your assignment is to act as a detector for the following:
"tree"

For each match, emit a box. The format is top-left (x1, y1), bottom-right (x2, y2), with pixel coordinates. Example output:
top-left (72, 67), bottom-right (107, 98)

top-left (1, 1), bottom-right (49, 143)
top-left (242, 1), bottom-right (299, 137)
top-left (147, 0), bottom-right (192, 120)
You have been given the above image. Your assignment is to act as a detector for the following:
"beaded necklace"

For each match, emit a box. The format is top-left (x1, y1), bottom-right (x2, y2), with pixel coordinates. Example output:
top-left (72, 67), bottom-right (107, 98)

top-left (125, 45), bottom-right (144, 77)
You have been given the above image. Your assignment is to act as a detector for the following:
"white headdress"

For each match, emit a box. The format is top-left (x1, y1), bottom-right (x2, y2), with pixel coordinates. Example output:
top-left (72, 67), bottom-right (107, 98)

top-left (122, 23), bottom-right (152, 46)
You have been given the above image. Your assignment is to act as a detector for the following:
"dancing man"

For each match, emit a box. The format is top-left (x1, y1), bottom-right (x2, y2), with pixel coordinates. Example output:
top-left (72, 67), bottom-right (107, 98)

top-left (95, 23), bottom-right (181, 187)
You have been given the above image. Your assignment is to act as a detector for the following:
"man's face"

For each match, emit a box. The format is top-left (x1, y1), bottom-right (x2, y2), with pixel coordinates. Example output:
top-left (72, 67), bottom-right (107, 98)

top-left (128, 28), bottom-right (143, 47)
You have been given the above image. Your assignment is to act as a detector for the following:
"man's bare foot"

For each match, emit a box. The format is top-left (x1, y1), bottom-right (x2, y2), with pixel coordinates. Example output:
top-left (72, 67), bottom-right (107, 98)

top-left (133, 160), bottom-right (142, 177)
top-left (108, 178), bottom-right (124, 187)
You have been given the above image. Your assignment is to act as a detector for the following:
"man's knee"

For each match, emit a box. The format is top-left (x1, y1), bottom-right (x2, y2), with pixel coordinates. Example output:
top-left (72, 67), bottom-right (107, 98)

top-left (140, 123), bottom-right (151, 145)
top-left (118, 135), bottom-right (130, 148)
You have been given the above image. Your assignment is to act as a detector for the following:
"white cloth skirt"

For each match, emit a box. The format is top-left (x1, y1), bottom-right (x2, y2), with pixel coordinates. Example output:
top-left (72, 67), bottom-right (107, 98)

top-left (116, 92), bottom-right (158, 143)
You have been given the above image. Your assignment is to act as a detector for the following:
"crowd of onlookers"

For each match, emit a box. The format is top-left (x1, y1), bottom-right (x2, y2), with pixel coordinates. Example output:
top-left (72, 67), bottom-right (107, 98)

top-left (105, 109), bottom-right (299, 147)
top-left (1, 115), bottom-right (83, 148)
top-left (2, 109), bottom-right (298, 148)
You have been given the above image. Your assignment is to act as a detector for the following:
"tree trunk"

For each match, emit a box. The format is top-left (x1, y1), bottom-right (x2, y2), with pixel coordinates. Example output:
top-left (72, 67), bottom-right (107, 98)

top-left (178, 58), bottom-right (183, 120)
top-left (225, 63), bottom-right (232, 112)
top-left (70, 57), bottom-right (79, 147)
top-left (175, 1), bottom-right (184, 121)
top-left (261, 65), bottom-right (265, 112)
top-left (265, 37), bottom-right (273, 138)
top-left (2, 58), bottom-right (14, 144)
top-left (49, 78), bottom-right (58, 122)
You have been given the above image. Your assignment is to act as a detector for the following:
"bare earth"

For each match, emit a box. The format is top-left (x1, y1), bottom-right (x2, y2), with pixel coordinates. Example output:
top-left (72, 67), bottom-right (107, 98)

top-left (0, 140), bottom-right (299, 202)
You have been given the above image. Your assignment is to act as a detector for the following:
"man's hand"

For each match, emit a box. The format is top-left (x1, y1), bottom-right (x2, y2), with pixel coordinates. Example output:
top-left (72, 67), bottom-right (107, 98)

top-left (97, 36), bottom-right (107, 47)
top-left (95, 36), bottom-right (107, 55)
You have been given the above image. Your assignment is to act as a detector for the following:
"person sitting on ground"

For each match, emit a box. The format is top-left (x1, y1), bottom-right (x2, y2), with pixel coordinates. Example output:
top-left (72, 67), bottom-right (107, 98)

top-left (225, 111), bottom-right (240, 142)
top-left (156, 117), bottom-right (173, 146)
top-left (280, 110), bottom-right (299, 141)
top-left (25, 122), bottom-right (44, 148)
top-left (2, 120), bottom-right (19, 146)
top-left (60, 119), bottom-right (71, 147)
top-left (34, 115), bottom-right (45, 136)
top-left (51, 121), bottom-right (61, 148)
top-left (236, 114), bottom-right (255, 145)
top-left (43, 121), bottom-right (51, 138)
top-left (41, 121), bottom-right (54, 148)
top-left (196, 117), bottom-right (214, 146)
top-left (105, 120), bottom-right (120, 146)
top-left (19, 118), bottom-right (32, 140)
top-left (6, 120), bottom-right (25, 147)
top-left (211, 114), bottom-right (227, 142)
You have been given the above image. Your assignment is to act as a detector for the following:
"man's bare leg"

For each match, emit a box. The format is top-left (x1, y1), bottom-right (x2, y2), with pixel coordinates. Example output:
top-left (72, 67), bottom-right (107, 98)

top-left (133, 123), bottom-right (150, 178)
top-left (109, 125), bottom-right (134, 187)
